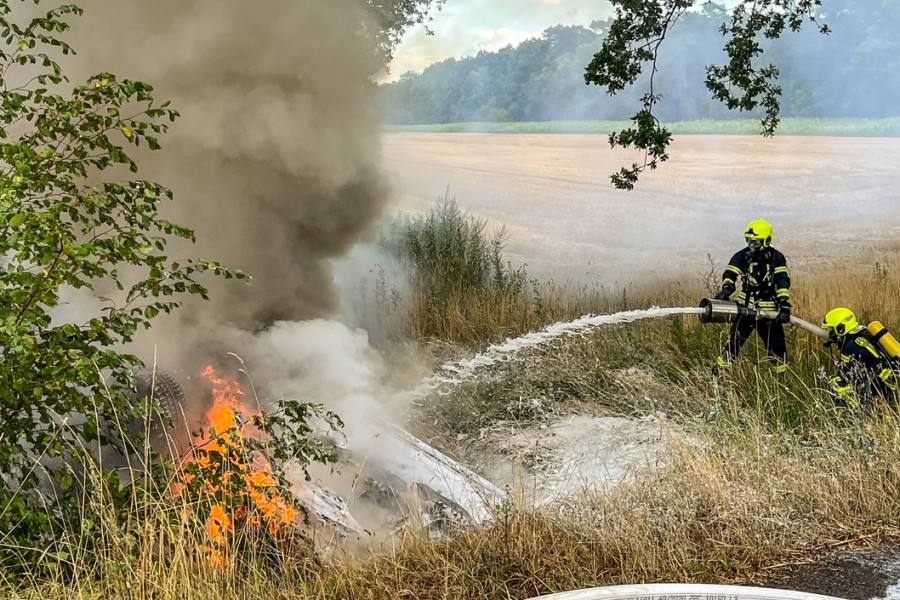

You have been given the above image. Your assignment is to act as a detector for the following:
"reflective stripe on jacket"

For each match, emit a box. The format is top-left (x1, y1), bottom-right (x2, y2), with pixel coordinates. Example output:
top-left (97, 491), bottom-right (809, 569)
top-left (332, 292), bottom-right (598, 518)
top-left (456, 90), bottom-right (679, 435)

top-left (722, 247), bottom-right (790, 309)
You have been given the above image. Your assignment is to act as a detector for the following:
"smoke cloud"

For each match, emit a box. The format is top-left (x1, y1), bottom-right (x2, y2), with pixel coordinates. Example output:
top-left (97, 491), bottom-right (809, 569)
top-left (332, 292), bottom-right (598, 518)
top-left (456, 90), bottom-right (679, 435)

top-left (15, 0), bottom-right (499, 534)
top-left (19, 0), bottom-right (449, 468)
top-left (68, 0), bottom-right (395, 372)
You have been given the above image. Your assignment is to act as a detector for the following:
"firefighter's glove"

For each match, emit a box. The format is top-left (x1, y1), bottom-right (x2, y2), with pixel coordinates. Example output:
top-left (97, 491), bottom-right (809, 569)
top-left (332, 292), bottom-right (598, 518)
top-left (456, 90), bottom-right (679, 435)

top-left (775, 299), bottom-right (791, 324)
top-left (775, 305), bottom-right (791, 324)
top-left (714, 284), bottom-right (735, 301)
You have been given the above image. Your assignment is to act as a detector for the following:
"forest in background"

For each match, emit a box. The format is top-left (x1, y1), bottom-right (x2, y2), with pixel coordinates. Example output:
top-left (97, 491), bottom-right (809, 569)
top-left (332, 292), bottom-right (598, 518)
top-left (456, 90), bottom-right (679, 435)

top-left (379, 0), bottom-right (900, 125)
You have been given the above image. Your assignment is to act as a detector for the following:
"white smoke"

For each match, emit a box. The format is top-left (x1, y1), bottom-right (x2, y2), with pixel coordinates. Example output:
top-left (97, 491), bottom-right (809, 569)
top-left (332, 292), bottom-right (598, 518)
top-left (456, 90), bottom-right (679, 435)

top-left (225, 320), bottom-right (389, 438)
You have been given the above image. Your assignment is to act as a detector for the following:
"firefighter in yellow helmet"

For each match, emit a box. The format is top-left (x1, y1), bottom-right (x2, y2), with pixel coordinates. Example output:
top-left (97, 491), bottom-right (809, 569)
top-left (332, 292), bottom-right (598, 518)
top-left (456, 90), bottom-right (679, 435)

top-left (712, 219), bottom-right (792, 372)
top-left (821, 307), bottom-right (898, 408)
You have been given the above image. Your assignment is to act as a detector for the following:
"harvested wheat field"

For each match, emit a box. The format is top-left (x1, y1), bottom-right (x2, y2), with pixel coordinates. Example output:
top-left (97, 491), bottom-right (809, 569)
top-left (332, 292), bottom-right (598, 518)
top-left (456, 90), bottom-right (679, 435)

top-left (383, 133), bottom-right (900, 283)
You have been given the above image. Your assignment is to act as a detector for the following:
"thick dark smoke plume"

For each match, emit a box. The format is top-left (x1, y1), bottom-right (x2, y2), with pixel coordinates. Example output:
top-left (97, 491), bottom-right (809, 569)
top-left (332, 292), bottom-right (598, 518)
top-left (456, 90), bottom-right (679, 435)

top-left (69, 1), bottom-right (393, 360)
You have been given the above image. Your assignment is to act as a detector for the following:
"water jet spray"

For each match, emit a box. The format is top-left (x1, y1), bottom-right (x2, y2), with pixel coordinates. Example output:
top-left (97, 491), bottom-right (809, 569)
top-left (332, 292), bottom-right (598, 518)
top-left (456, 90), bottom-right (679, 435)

top-left (412, 306), bottom-right (707, 396)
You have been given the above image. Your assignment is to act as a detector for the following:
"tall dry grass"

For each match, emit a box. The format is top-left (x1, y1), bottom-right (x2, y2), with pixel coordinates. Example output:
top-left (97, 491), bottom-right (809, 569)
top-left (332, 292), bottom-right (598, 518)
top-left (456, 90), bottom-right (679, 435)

top-left (374, 195), bottom-right (900, 355)
top-left (370, 193), bottom-right (656, 345)
top-left (302, 417), bottom-right (900, 600)
top-left (11, 406), bottom-right (900, 600)
top-left (0, 371), bottom-right (324, 600)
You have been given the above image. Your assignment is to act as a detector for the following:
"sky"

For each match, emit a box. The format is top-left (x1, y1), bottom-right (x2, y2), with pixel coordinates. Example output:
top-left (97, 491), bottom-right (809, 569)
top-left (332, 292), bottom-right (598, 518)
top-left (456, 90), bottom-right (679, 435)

top-left (385, 0), bottom-right (612, 80)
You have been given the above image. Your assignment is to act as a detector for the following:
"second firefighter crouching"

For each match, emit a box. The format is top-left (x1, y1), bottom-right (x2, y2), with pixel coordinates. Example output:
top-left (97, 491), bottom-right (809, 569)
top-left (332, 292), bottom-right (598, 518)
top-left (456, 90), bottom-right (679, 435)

top-left (713, 219), bottom-right (792, 373)
top-left (821, 307), bottom-right (900, 408)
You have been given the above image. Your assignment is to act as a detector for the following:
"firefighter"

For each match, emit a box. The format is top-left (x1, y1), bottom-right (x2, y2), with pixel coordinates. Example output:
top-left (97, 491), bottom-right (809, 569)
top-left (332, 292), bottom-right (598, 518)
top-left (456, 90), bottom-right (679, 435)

top-left (821, 307), bottom-right (898, 408)
top-left (712, 219), bottom-right (792, 373)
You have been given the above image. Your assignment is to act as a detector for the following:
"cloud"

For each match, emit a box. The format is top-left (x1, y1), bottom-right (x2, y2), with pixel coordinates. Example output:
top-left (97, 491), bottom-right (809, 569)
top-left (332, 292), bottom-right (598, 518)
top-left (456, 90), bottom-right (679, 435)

top-left (381, 26), bottom-right (535, 82)
top-left (387, 53), bottom-right (452, 79)
top-left (385, 0), bottom-right (611, 79)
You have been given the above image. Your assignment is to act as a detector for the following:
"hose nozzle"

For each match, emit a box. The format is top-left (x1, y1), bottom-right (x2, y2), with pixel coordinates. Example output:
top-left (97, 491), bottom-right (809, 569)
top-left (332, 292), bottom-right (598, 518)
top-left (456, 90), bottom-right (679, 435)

top-left (698, 298), bottom-right (758, 324)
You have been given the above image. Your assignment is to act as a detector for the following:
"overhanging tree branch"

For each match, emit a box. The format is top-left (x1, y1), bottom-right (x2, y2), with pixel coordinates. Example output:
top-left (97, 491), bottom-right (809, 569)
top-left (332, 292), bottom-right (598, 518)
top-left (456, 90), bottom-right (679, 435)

top-left (584, 0), bottom-right (829, 190)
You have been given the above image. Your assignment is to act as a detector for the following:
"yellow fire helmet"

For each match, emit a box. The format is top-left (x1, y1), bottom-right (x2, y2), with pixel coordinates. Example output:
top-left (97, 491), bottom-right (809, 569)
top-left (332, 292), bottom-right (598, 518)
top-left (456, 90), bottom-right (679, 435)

top-left (744, 219), bottom-right (773, 249)
top-left (822, 307), bottom-right (859, 337)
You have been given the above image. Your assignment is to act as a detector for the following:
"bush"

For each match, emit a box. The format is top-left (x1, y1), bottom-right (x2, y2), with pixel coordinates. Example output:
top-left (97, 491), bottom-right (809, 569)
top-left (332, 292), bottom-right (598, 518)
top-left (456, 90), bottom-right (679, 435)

top-left (381, 191), bottom-right (529, 342)
top-left (0, 1), bottom-right (246, 572)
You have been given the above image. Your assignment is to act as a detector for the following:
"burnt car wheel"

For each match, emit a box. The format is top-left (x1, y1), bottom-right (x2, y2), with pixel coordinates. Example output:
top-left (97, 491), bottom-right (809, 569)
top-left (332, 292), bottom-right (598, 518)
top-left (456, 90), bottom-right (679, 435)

top-left (128, 368), bottom-right (185, 434)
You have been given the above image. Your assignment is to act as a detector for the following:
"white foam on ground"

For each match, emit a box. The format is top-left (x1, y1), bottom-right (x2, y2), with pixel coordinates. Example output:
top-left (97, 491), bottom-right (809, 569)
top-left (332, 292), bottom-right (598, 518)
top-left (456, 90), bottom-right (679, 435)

top-left (473, 413), bottom-right (676, 507)
top-left (878, 583), bottom-right (900, 600)
top-left (871, 558), bottom-right (900, 600)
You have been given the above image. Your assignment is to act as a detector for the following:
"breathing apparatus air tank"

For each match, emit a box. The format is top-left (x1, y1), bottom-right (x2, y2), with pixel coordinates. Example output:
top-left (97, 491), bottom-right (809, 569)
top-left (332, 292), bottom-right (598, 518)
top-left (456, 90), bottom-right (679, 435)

top-left (867, 321), bottom-right (900, 359)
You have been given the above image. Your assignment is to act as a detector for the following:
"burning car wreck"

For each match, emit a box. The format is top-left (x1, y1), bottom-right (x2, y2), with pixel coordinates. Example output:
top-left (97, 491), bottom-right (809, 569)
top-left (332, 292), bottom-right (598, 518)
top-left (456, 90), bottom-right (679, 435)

top-left (130, 365), bottom-right (506, 549)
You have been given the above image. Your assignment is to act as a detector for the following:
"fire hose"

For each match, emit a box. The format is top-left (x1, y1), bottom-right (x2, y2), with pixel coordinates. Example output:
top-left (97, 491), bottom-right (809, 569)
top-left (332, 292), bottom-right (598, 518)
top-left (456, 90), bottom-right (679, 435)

top-left (698, 297), bottom-right (829, 339)
top-left (524, 583), bottom-right (846, 600)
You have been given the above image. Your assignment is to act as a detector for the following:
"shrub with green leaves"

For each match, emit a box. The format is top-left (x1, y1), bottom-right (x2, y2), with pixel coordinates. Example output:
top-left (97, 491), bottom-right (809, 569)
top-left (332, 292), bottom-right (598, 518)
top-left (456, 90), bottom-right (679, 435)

top-left (0, 0), bottom-right (244, 567)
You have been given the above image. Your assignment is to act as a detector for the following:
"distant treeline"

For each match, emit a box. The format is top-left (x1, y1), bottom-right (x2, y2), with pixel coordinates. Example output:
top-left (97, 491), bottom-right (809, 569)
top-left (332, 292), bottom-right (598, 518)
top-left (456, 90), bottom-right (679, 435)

top-left (379, 0), bottom-right (900, 125)
top-left (383, 118), bottom-right (900, 136)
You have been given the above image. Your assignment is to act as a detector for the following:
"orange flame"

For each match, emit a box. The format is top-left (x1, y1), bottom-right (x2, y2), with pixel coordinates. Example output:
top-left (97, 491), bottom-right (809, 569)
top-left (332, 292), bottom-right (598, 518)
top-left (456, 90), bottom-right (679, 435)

top-left (177, 366), bottom-right (299, 566)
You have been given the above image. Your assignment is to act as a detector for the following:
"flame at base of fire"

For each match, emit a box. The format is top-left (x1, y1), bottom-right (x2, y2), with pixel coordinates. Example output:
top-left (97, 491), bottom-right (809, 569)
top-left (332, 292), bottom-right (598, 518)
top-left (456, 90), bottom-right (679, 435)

top-left (173, 365), bottom-right (301, 566)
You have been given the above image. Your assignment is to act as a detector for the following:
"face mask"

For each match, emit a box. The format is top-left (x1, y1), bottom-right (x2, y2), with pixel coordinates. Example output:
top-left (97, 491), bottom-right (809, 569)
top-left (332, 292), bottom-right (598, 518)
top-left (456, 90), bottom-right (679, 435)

top-left (746, 237), bottom-right (763, 251)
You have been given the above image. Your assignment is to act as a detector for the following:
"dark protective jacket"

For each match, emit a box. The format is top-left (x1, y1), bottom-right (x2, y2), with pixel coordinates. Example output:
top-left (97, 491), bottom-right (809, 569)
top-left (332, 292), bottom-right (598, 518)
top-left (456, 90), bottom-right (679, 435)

top-left (831, 326), bottom-right (898, 406)
top-left (722, 247), bottom-right (791, 310)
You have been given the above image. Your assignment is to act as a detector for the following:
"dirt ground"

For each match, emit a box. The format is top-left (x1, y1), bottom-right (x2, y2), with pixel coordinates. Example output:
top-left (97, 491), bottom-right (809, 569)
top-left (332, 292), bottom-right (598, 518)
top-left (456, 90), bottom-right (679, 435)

top-left (758, 543), bottom-right (900, 600)
top-left (382, 133), bottom-right (900, 284)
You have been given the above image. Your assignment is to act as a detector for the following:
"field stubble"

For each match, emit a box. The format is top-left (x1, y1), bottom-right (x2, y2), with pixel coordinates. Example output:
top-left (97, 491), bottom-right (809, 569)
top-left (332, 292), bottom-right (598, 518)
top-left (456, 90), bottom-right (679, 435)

top-left (383, 133), bottom-right (900, 285)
